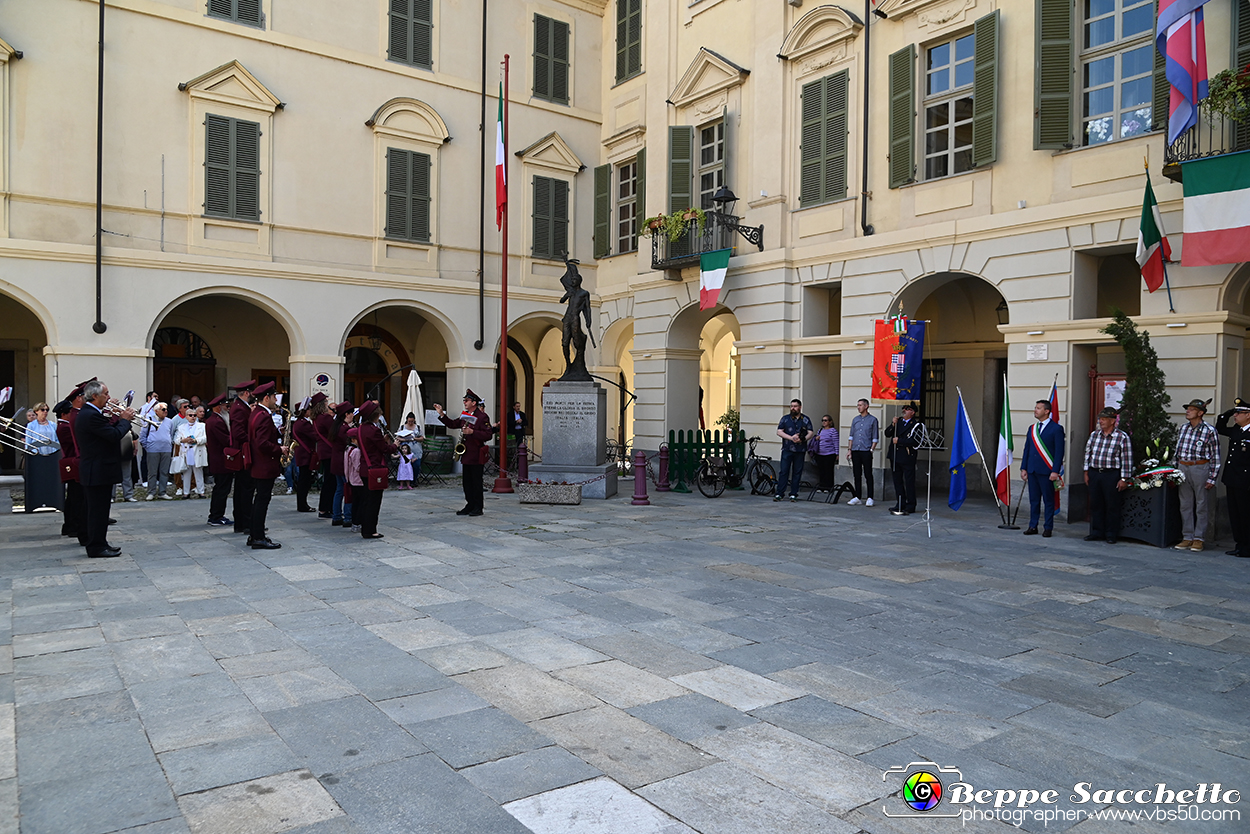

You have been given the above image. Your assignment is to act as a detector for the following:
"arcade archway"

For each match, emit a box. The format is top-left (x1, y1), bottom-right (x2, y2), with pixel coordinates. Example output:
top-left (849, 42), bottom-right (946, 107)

top-left (342, 306), bottom-right (450, 431)
top-left (0, 292), bottom-right (50, 474)
top-left (666, 304), bottom-right (740, 433)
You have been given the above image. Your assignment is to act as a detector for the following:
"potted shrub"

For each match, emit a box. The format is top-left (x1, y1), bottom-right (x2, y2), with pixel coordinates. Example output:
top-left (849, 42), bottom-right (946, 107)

top-left (1206, 64), bottom-right (1250, 126)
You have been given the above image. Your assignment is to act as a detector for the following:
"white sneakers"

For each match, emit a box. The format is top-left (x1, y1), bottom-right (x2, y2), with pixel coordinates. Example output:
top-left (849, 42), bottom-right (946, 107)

top-left (847, 497), bottom-right (862, 505)
top-left (146, 493), bottom-right (155, 501)
top-left (866, 498), bottom-right (874, 507)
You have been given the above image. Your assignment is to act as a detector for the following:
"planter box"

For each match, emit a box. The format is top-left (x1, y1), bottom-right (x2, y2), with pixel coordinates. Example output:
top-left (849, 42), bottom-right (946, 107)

top-left (517, 482), bottom-right (582, 505)
top-left (1119, 482), bottom-right (1183, 548)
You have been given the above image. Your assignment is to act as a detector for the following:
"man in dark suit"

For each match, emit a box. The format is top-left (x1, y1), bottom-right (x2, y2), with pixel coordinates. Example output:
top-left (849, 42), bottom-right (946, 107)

top-left (508, 402), bottom-right (528, 446)
top-left (1020, 398), bottom-right (1066, 537)
top-left (204, 392), bottom-right (233, 527)
top-left (885, 402), bottom-right (924, 515)
top-left (246, 382), bottom-right (282, 549)
top-left (229, 380), bottom-right (256, 534)
top-left (73, 380), bottom-right (135, 558)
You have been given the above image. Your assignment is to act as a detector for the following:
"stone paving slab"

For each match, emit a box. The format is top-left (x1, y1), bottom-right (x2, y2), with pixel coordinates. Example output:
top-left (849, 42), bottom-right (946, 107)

top-left (1, 485), bottom-right (1246, 833)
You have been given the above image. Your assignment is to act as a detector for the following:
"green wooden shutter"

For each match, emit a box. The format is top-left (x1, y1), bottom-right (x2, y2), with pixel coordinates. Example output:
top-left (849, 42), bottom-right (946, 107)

top-left (668, 125), bottom-right (694, 213)
top-left (388, 0), bottom-right (410, 64)
top-left (208, 0), bottom-right (232, 18)
top-left (386, 149), bottom-right (410, 240)
top-left (1035, 0), bottom-right (1074, 149)
top-left (615, 0), bottom-right (642, 82)
top-left (593, 164), bottom-right (611, 258)
top-left (635, 147), bottom-right (646, 225)
top-left (236, 0), bottom-right (262, 25)
top-left (533, 176), bottom-right (552, 259)
top-left (552, 179), bottom-right (569, 259)
top-left (800, 78), bottom-right (825, 206)
top-left (825, 71), bottom-right (849, 201)
top-left (1151, 0), bottom-right (1168, 133)
top-left (972, 10), bottom-right (1000, 168)
top-left (888, 45), bottom-right (915, 189)
top-left (1235, 0), bottom-right (1250, 149)
top-left (534, 16), bottom-right (552, 101)
top-left (551, 19), bottom-right (569, 104)
top-left (233, 119), bottom-right (261, 222)
top-left (204, 115), bottom-right (231, 217)
top-left (412, 0), bottom-right (433, 69)
top-left (411, 151), bottom-right (431, 242)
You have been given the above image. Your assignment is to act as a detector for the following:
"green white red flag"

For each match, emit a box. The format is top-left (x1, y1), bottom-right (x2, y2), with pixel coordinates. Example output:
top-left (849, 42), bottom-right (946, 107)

top-left (699, 248), bottom-right (731, 310)
top-left (495, 81), bottom-right (506, 230)
top-left (1180, 152), bottom-right (1250, 267)
top-left (994, 378), bottom-right (1013, 505)
top-left (1136, 172), bottom-right (1172, 292)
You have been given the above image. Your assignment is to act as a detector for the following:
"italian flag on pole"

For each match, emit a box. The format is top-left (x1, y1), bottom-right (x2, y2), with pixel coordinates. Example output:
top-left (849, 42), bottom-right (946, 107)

top-left (1180, 151), bottom-right (1250, 267)
top-left (495, 82), bottom-right (506, 230)
top-left (699, 248), bottom-right (731, 311)
top-left (994, 377), bottom-right (1013, 506)
top-left (1136, 173), bottom-right (1171, 292)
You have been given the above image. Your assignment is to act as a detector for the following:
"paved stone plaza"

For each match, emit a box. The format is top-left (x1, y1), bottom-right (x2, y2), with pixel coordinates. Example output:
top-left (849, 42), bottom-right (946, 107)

top-left (0, 483), bottom-right (1246, 834)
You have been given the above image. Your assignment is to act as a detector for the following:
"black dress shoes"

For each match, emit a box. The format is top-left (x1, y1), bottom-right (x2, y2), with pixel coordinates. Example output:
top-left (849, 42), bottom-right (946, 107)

top-left (297, 507), bottom-right (315, 513)
top-left (468, 511), bottom-right (483, 517)
top-left (1042, 529), bottom-right (1052, 538)
top-left (456, 508), bottom-right (472, 516)
top-left (331, 519), bottom-right (343, 526)
top-left (1106, 538), bottom-right (1118, 544)
top-left (108, 518), bottom-right (117, 525)
top-left (89, 546), bottom-right (122, 558)
top-left (1024, 528), bottom-right (1039, 535)
top-left (249, 538), bottom-right (281, 550)
top-left (1237, 551), bottom-right (1250, 558)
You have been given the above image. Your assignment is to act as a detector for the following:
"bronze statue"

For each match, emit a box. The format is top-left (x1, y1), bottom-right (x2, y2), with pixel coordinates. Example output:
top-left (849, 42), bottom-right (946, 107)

top-left (558, 257), bottom-right (595, 382)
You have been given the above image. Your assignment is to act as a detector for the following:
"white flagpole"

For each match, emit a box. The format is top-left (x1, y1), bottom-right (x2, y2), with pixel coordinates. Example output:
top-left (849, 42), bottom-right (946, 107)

top-left (956, 385), bottom-right (1003, 510)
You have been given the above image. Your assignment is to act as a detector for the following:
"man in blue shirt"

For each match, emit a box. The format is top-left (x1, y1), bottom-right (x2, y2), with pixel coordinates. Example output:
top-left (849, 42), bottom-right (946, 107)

top-left (775, 399), bottom-right (814, 502)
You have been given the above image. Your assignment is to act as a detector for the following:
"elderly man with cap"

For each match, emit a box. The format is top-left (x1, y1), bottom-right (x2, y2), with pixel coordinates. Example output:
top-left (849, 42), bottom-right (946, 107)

top-left (435, 389), bottom-right (493, 517)
top-left (204, 392), bottom-right (234, 526)
top-left (885, 402), bottom-right (924, 516)
top-left (74, 380), bottom-right (136, 557)
top-left (1217, 398), bottom-right (1250, 558)
top-left (1083, 407), bottom-right (1133, 544)
top-left (1019, 398), bottom-right (1066, 537)
top-left (1174, 398), bottom-right (1220, 553)
top-left (292, 394), bottom-right (323, 513)
top-left (246, 382), bottom-right (282, 549)
top-left (229, 380), bottom-right (257, 534)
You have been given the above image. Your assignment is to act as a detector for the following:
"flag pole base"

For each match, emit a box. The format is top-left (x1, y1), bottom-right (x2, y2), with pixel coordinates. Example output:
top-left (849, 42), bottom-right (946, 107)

top-left (492, 476), bottom-right (514, 494)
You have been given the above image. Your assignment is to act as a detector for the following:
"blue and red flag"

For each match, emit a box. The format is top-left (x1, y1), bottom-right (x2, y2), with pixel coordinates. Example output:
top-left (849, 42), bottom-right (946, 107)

top-left (1157, 0), bottom-right (1210, 145)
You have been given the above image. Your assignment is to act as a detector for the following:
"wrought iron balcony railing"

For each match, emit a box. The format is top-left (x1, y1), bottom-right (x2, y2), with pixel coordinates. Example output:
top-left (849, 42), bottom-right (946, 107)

top-left (650, 210), bottom-right (764, 272)
top-left (1163, 100), bottom-right (1250, 182)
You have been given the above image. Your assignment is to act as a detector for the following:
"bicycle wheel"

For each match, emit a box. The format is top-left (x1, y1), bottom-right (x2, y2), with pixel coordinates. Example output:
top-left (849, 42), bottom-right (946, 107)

top-left (748, 460), bottom-right (776, 495)
top-left (696, 460), bottom-right (726, 498)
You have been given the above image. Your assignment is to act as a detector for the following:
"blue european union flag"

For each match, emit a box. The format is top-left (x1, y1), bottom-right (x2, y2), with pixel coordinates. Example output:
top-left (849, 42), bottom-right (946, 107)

top-left (948, 390), bottom-right (979, 511)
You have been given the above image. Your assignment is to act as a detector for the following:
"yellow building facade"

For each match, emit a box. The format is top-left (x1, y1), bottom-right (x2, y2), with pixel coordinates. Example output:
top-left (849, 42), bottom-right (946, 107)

top-left (3, 0), bottom-right (1249, 508)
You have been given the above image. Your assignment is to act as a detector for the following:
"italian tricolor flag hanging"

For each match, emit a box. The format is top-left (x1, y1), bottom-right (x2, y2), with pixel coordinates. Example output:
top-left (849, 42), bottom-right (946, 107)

top-left (1136, 172), bottom-right (1172, 292)
top-left (1180, 151), bottom-right (1250, 267)
top-left (699, 248), bottom-right (731, 311)
top-left (994, 377), bottom-right (1013, 506)
top-left (495, 81), bottom-right (506, 230)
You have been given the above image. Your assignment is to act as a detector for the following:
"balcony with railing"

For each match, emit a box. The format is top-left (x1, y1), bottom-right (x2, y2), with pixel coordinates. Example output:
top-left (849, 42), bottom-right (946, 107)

top-left (650, 208), bottom-right (764, 272)
top-left (1163, 98), bottom-right (1250, 182)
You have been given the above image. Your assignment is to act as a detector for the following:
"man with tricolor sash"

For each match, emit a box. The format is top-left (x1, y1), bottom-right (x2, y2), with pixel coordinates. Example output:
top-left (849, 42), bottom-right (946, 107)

top-left (1019, 399), bottom-right (1065, 538)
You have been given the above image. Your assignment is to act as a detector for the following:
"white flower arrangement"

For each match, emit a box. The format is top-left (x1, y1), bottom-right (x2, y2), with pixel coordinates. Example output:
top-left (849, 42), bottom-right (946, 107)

top-left (1132, 443), bottom-right (1185, 490)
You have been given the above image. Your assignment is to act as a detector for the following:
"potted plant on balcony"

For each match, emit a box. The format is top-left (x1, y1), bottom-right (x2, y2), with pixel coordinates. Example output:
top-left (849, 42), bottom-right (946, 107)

top-left (640, 214), bottom-right (666, 236)
top-left (1099, 312), bottom-right (1182, 547)
top-left (640, 209), bottom-right (708, 243)
top-left (1206, 63), bottom-right (1250, 126)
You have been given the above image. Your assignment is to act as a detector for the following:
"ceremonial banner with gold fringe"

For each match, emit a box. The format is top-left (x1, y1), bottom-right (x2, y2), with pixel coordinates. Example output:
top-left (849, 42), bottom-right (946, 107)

top-left (871, 318), bottom-right (925, 401)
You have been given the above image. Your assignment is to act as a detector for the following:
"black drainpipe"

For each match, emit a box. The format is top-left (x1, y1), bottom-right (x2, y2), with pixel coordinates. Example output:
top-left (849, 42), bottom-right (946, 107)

top-left (475, 0), bottom-right (487, 351)
top-left (861, 0), bottom-right (876, 237)
top-left (93, 0), bottom-right (107, 333)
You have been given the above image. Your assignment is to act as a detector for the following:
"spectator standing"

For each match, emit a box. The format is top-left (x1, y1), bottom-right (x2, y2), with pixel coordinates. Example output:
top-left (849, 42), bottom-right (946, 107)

top-left (118, 422), bottom-right (139, 502)
top-left (22, 403), bottom-right (61, 512)
top-left (846, 399), bottom-right (879, 506)
top-left (141, 402), bottom-right (173, 500)
top-left (1216, 398), bottom-right (1250, 558)
top-left (810, 415), bottom-right (840, 492)
top-left (397, 414), bottom-right (426, 487)
top-left (168, 399), bottom-right (190, 493)
top-left (175, 408), bottom-right (208, 497)
top-left (344, 428), bottom-right (362, 532)
top-left (1082, 407), bottom-right (1132, 544)
top-left (774, 399), bottom-right (814, 502)
top-left (1174, 398), bottom-right (1219, 553)
top-left (885, 402), bottom-right (924, 516)
top-left (138, 391), bottom-right (159, 483)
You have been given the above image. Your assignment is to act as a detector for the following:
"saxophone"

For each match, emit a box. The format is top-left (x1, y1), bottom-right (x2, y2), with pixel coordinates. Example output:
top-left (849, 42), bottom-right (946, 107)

top-left (280, 409), bottom-right (295, 467)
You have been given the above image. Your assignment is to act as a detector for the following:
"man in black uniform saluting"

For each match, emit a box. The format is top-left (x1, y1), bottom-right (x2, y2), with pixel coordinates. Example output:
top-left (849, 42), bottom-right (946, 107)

top-left (1217, 398), bottom-right (1250, 558)
top-left (74, 380), bottom-right (135, 558)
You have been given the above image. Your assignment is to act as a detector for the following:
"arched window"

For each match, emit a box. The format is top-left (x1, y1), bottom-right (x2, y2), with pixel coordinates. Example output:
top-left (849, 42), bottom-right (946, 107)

top-left (153, 327), bottom-right (215, 362)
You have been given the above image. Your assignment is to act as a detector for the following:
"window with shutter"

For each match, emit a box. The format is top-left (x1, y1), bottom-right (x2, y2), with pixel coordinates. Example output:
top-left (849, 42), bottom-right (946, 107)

top-left (388, 0), bottom-right (433, 70)
top-left (1235, 0), bottom-right (1250, 149)
top-left (971, 11), bottom-right (999, 168)
top-left (385, 148), bottom-right (432, 243)
top-left (616, 0), bottom-right (643, 83)
top-left (668, 126), bottom-right (695, 214)
top-left (1035, 0), bottom-right (1074, 149)
top-left (800, 70), bottom-right (849, 207)
top-left (204, 114), bottom-right (261, 222)
top-left (534, 15), bottom-right (570, 105)
top-left (532, 176), bottom-right (568, 260)
top-left (617, 159), bottom-right (639, 253)
top-left (923, 32), bottom-right (975, 180)
top-left (888, 46), bottom-right (916, 188)
top-left (1078, 0), bottom-right (1155, 146)
top-left (594, 164), bottom-right (612, 258)
top-left (207, 0), bottom-right (263, 27)
top-left (698, 118), bottom-right (725, 209)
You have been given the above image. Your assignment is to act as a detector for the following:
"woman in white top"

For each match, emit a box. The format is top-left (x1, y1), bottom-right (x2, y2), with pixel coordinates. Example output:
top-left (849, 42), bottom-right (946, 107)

top-left (174, 409), bottom-right (208, 497)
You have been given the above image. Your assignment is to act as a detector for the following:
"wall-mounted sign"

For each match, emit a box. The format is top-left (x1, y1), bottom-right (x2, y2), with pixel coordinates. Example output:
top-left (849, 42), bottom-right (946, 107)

top-left (311, 373), bottom-right (334, 397)
top-left (1026, 343), bottom-right (1048, 361)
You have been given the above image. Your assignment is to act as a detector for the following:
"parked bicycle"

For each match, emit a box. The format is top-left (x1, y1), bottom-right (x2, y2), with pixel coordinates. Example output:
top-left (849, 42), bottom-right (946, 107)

top-left (694, 436), bottom-right (776, 498)
top-left (742, 435), bottom-right (776, 496)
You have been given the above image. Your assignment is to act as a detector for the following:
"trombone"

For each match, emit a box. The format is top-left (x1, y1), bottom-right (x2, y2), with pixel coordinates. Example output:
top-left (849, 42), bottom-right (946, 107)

top-left (104, 398), bottom-right (161, 428)
top-left (0, 413), bottom-right (58, 456)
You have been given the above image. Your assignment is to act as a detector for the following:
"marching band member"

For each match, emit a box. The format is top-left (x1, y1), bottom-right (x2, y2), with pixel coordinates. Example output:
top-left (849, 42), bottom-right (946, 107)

top-left (229, 380), bottom-right (256, 535)
top-left (204, 393), bottom-right (233, 526)
top-left (354, 401), bottom-right (396, 538)
top-left (245, 382), bottom-right (282, 550)
top-left (435, 389), bottom-right (492, 518)
top-left (292, 395), bottom-right (322, 513)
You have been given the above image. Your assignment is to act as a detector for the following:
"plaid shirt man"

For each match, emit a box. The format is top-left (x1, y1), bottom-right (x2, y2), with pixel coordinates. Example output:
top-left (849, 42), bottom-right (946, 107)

top-left (1177, 421), bottom-right (1220, 486)
top-left (1084, 428), bottom-right (1133, 474)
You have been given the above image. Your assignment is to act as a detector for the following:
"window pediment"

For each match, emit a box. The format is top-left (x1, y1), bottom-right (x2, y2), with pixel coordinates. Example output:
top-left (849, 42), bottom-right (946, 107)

top-left (178, 60), bottom-right (282, 113)
top-left (516, 132), bottom-right (583, 174)
top-left (669, 48), bottom-right (749, 110)
top-left (366, 98), bottom-right (451, 146)
top-left (877, 0), bottom-right (976, 28)
top-left (780, 6), bottom-right (863, 62)
top-left (0, 36), bottom-right (18, 62)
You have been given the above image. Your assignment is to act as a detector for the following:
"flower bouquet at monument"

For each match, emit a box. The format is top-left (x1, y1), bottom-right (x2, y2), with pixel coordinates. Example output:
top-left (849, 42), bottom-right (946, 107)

top-left (1130, 438), bottom-right (1185, 491)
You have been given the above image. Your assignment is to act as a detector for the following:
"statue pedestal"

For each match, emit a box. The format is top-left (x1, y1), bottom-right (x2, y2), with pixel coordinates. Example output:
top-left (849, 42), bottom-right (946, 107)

top-left (529, 381), bottom-right (617, 499)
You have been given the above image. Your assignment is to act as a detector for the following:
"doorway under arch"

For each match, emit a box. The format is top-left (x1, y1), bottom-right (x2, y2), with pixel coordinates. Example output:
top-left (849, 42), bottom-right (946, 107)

top-left (665, 304), bottom-right (741, 433)
top-left (0, 292), bottom-right (50, 474)
top-left (342, 307), bottom-right (449, 431)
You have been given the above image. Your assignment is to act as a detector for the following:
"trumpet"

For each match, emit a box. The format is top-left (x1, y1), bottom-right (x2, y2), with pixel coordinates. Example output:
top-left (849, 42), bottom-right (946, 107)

top-left (103, 398), bottom-right (161, 428)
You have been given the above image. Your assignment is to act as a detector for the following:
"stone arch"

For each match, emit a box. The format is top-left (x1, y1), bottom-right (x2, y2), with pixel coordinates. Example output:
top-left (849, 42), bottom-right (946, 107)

top-left (341, 300), bottom-right (466, 366)
top-left (891, 271), bottom-right (1008, 343)
top-left (366, 97), bottom-right (451, 143)
top-left (1218, 263), bottom-right (1250, 314)
top-left (147, 286), bottom-right (305, 358)
top-left (0, 278), bottom-right (58, 345)
top-left (667, 300), bottom-right (737, 351)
